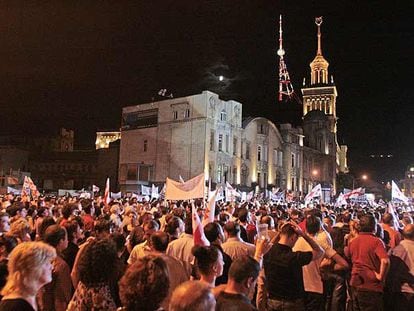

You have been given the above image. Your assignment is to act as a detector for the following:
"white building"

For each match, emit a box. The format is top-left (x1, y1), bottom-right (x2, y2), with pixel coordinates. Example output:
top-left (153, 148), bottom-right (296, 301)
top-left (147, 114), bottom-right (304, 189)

top-left (119, 90), bottom-right (305, 194)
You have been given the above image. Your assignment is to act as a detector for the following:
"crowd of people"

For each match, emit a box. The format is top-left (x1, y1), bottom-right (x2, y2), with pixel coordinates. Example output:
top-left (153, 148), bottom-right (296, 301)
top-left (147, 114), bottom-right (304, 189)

top-left (0, 193), bottom-right (412, 311)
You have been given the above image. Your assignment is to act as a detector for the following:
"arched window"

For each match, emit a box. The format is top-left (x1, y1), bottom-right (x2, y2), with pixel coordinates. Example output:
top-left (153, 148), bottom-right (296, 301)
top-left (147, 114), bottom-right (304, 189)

top-left (220, 109), bottom-right (227, 121)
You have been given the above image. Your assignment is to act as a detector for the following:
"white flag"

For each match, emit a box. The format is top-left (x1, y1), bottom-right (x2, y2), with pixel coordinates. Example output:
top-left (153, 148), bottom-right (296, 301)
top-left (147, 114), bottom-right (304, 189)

top-left (391, 180), bottom-right (408, 204)
top-left (165, 173), bottom-right (205, 200)
top-left (151, 184), bottom-right (159, 199)
top-left (141, 185), bottom-right (151, 196)
top-left (225, 181), bottom-right (240, 202)
top-left (92, 185), bottom-right (100, 192)
top-left (335, 192), bottom-right (347, 207)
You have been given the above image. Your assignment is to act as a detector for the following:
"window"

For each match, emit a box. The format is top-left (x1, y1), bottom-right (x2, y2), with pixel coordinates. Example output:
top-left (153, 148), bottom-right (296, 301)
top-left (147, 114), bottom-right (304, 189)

top-left (210, 131), bottom-right (215, 151)
top-left (257, 145), bottom-right (262, 161)
top-left (233, 137), bottom-right (237, 156)
top-left (127, 164), bottom-right (138, 181)
top-left (138, 165), bottom-right (150, 181)
top-left (220, 109), bottom-right (227, 121)
top-left (233, 166), bottom-right (237, 183)
top-left (246, 143), bottom-right (250, 160)
top-left (241, 142), bottom-right (244, 159)
top-left (173, 111), bottom-right (178, 120)
top-left (144, 140), bottom-right (148, 152)
top-left (184, 109), bottom-right (190, 118)
top-left (218, 134), bottom-right (223, 152)
top-left (258, 172), bottom-right (261, 187)
top-left (278, 151), bottom-right (283, 166)
top-left (291, 177), bottom-right (295, 191)
top-left (291, 153), bottom-right (295, 168)
top-left (225, 135), bottom-right (229, 152)
top-left (274, 149), bottom-right (278, 165)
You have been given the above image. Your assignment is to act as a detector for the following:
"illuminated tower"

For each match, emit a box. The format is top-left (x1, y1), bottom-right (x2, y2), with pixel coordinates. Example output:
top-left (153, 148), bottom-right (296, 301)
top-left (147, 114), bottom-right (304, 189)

top-left (302, 16), bottom-right (338, 132)
top-left (277, 15), bottom-right (294, 101)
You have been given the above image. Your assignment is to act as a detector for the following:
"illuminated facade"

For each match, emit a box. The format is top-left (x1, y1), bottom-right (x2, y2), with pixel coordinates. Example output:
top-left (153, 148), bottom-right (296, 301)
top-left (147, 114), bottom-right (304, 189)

top-left (119, 91), bottom-right (306, 193)
top-left (119, 91), bottom-right (243, 191)
top-left (301, 17), bottom-right (348, 195)
top-left (95, 132), bottom-right (121, 149)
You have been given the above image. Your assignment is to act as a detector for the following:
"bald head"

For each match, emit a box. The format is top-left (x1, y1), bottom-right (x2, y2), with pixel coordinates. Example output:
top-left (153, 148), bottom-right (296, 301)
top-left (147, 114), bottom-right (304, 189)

top-left (402, 224), bottom-right (414, 240)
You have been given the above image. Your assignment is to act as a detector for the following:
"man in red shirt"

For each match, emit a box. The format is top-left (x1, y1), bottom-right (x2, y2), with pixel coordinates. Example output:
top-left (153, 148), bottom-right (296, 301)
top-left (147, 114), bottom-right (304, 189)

top-left (346, 214), bottom-right (390, 311)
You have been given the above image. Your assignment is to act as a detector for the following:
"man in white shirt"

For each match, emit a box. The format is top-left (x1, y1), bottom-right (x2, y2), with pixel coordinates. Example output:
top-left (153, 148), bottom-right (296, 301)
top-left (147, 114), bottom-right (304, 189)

top-left (222, 221), bottom-right (255, 261)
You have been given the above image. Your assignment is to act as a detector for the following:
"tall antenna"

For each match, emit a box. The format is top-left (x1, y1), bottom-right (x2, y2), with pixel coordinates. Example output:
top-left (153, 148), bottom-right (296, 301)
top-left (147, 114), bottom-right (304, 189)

top-left (277, 15), bottom-right (294, 102)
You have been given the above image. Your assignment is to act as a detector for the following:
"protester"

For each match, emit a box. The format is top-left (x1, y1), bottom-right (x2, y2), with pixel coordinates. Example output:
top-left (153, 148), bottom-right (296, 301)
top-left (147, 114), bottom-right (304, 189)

top-left (39, 224), bottom-right (72, 311)
top-left (68, 238), bottom-right (118, 310)
top-left (216, 256), bottom-right (260, 311)
top-left (345, 214), bottom-right (390, 311)
top-left (119, 255), bottom-right (169, 311)
top-left (222, 221), bottom-right (255, 261)
top-left (0, 241), bottom-right (56, 311)
top-left (169, 280), bottom-right (216, 311)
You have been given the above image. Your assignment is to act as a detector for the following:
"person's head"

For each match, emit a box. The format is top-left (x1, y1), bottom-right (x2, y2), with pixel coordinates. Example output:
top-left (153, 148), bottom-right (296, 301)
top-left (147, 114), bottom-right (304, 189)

top-left (44, 225), bottom-right (68, 252)
top-left (0, 212), bottom-right (10, 233)
top-left (94, 218), bottom-right (111, 238)
top-left (80, 199), bottom-right (94, 216)
top-left (223, 221), bottom-right (240, 238)
top-left (237, 208), bottom-right (250, 223)
top-left (1, 241), bottom-right (56, 297)
top-left (119, 255), bottom-right (169, 311)
top-left (165, 216), bottom-right (185, 238)
top-left (260, 215), bottom-right (275, 230)
top-left (192, 245), bottom-right (223, 278)
top-left (306, 215), bottom-right (321, 235)
top-left (382, 213), bottom-right (394, 226)
top-left (359, 214), bottom-right (377, 233)
top-left (323, 215), bottom-right (335, 232)
top-left (62, 220), bottom-right (81, 244)
top-left (38, 216), bottom-right (56, 240)
top-left (169, 280), bottom-right (216, 311)
top-left (204, 222), bottom-right (225, 244)
top-left (143, 220), bottom-right (160, 241)
top-left (62, 203), bottom-right (76, 219)
top-left (149, 231), bottom-right (170, 253)
top-left (184, 214), bottom-right (193, 235)
top-left (9, 218), bottom-right (31, 242)
top-left (402, 224), bottom-right (414, 241)
top-left (78, 238), bottom-right (118, 287)
top-left (227, 255), bottom-right (260, 296)
top-left (279, 223), bottom-right (299, 246)
top-left (0, 235), bottom-right (18, 258)
top-left (111, 232), bottom-right (127, 254)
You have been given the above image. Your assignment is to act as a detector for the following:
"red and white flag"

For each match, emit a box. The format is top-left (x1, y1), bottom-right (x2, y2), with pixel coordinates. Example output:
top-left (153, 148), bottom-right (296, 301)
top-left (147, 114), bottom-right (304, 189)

top-left (343, 187), bottom-right (364, 199)
top-left (22, 176), bottom-right (40, 198)
top-left (391, 180), bottom-right (408, 204)
top-left (192, 203), bottom-right (210, 246)
top-left (304, 184), bottom-right (322, 205)
top-left (103, 178), bottom-right (110, 205)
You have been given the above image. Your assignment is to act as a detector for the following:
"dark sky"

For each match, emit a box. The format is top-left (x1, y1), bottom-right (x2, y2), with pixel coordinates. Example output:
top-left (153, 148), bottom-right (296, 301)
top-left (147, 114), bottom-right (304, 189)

top-left (0, 1), bottom-right (413, 182)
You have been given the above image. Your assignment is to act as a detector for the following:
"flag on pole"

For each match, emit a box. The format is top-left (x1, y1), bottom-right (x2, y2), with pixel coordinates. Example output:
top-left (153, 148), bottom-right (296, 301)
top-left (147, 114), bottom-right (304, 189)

top-left (103, 178), bottom-right (110, 205)
top-left (391, 180), bottom-right (408, 204)
top-left (335, 192), bottom-right (347, 207)
top-left (203, 187), bottom-right (220, 226)
top-left (343, 187), bottom-right (365, 199)
top-left (92, 185), bottom-right (100, 193)
top-left (22, 176), bottom-right (40, 198)
top-left (165, 173), bottom-right (205, 200)
top-left (225, 182), bottom-right (240, 202)
top-left (304, 184), bottom-right (322, 205)
top-left (192, 203), bottom-right (210, 246)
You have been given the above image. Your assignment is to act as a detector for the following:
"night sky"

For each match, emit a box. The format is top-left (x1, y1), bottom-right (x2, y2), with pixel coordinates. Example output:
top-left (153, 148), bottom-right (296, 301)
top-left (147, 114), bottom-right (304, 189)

top-left (0, 1), bottom-right (413, 182)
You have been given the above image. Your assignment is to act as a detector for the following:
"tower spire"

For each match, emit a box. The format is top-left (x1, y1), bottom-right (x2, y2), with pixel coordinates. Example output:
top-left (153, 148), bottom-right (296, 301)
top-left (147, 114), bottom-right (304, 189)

top-left (277, 15), bottom-right (294, 102)
top-left (316, 16), bottom-right (323, 55)
top-left (310, 16), bottom-right (329, 85)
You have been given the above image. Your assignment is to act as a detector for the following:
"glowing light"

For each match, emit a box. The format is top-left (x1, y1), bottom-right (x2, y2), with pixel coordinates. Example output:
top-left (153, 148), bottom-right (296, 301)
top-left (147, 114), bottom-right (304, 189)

top-left (219, 75), bottom-right (224, 82)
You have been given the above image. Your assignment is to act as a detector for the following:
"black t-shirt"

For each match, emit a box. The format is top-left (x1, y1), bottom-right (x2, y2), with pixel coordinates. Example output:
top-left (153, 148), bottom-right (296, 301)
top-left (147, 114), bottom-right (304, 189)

top-left (0, 298), bottom-right (35, 311)
top-left (216, 291), bottom-right (257, 311)
top-left (263, 243), bottom-right (312, 300)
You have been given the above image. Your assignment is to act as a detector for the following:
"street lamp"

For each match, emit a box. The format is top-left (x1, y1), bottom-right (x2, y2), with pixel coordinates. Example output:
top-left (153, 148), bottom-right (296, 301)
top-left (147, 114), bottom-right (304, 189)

top-left (353, 174), bottom-right (368, 189)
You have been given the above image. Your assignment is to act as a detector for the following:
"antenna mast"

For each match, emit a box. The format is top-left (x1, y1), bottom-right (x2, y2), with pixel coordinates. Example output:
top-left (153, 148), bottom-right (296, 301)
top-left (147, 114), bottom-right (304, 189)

top-left (277, 15), bottom-right (294, 102)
